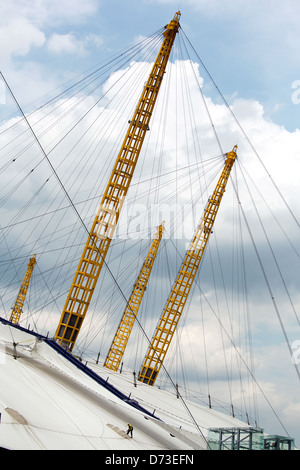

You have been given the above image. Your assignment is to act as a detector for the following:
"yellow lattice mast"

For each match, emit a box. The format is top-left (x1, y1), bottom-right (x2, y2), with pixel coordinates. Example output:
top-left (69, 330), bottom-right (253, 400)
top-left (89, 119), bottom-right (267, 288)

top-left (138, 146), bottom-right (238, 385)
top-left (54, 12), bottom-right (181, 351)
top-left (104, 223), bottom-right (165, 371)
top-left (9, 254), bottom-right (36, 324)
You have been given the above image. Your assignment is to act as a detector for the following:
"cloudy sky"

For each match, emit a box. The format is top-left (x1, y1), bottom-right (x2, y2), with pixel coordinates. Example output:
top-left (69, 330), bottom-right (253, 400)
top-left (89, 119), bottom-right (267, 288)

top-left (1, 0), bottom-right (299, 132)
top-left (0, 0), bottom-right (300, 448)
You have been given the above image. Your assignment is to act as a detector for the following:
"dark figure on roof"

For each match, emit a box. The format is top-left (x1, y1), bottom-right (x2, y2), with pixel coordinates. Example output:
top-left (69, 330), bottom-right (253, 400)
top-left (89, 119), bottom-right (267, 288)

top-left (126, 423), bottom-right (133, 438)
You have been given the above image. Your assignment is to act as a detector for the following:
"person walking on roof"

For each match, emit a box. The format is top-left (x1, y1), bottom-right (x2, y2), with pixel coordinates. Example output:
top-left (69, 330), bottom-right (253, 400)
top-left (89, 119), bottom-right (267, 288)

top-left (126, 423), bottom-right (133, 438)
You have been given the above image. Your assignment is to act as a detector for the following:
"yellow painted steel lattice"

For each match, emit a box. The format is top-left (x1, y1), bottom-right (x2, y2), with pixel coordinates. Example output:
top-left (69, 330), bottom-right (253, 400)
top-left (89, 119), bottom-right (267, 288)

top-left (9, 255), bottom-right (36, 324)
top-left (104, 223), bottom-right (164, 371)
top-left (55, 12), bottom-right (181, 351)
top-left (138, 146), bottom-right (238, 385)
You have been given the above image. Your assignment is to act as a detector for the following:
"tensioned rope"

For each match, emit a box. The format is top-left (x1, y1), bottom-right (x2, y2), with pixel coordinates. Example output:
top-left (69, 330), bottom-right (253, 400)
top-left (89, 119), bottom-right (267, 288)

top-left (178, 27), bottom-right (300, 423)
top-left (0, 33), bottom-right (211, 445)
top-left (180, 26), bottom-right (300, 231)
top-left (2, 22), bottom-right (297, 441)
top-left (0, 30), bottom-right (166, 315)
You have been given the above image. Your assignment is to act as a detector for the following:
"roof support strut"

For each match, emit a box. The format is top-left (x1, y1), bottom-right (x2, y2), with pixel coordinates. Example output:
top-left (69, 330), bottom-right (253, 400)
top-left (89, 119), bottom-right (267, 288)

top-left (138, 146), bottom-right (238, 386)
top-left (54, 12), bottom-right (181, 351)
top-left (104, 223), bottom-right (164, 371)
top-left (9, 255), bottom-right (36, 324)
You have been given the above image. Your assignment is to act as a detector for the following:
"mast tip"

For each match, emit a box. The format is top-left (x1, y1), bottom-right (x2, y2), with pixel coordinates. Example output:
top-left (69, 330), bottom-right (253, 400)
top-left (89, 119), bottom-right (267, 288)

top-left (173, 11), bottom-right (181, 22)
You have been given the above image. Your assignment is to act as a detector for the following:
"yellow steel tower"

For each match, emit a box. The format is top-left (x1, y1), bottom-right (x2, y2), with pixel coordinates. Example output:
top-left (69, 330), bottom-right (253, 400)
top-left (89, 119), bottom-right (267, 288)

top-left (138, 146), bottom-right (238, 385)
top-left (104, 223), bottom-right (164, 371)
top-left (55, 12), bottom-right (181, 351)
top-left (9, 254), bottom-right (36, 324)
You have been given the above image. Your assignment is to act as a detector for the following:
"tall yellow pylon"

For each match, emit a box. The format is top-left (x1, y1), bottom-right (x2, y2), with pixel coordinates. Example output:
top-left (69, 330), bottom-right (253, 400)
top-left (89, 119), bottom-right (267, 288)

top-left (138, 146), bottom-right (238, 385)
top-left (55, 12), bottom-right (181, 351)
top-left (9, 254), bottom-right (36, 324)
top-left (104, 223), bottom-right (164, 371)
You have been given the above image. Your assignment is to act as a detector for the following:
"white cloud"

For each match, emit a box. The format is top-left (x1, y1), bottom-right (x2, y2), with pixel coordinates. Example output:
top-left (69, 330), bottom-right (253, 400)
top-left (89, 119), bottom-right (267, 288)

top-left (0, 17), bottom-right (45, 63)
top-left (47, 32), bottom-right (104, 56)
top-left (47, 33), bottom-right (86, 56)
top-left (85, 34), bottom-right (104, 49)
top-left (0, 0), bottom-right (98, 27)
top-left (0, 0), bottom-right (102, 108)
top-left (0, 0), bottom-right (100, 64)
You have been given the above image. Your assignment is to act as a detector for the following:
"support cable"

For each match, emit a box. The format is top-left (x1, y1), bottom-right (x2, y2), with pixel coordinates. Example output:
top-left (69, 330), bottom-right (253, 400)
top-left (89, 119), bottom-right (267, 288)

top-left (1, 74), bottom-right (209, 444)
top-left (180, 27), bottom-right (300, 231)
